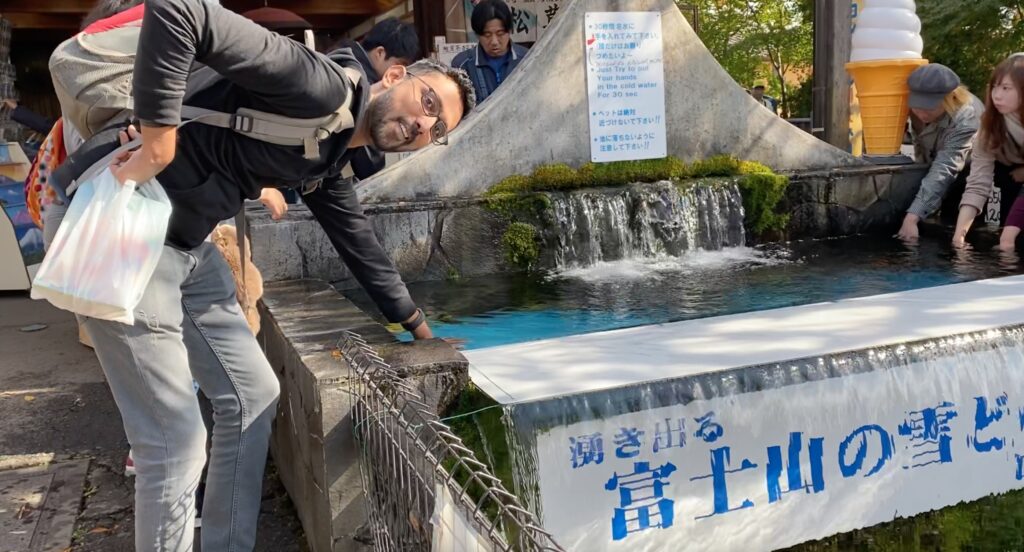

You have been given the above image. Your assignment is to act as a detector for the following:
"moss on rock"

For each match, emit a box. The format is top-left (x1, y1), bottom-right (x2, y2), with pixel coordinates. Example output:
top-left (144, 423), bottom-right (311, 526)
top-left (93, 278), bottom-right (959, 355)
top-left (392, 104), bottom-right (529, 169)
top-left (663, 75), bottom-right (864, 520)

top-left (529, 164), bottom-right (581, 190)
top-left (502, 222), bottom-right (540, 269)
top-left (482, 155), bottom-right (790, 258)
top-left (738, 173), bottom-right (790, 235)
top-left (487, 174), bottom-right (533, 195)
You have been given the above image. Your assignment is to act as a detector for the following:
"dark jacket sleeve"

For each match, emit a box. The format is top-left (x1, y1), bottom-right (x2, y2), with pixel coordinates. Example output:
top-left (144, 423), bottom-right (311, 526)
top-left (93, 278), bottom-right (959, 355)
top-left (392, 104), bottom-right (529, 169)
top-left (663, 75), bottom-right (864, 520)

top-left (351, 146), bottom-right (386, 180)
top-left (302, 176), bottom-right (417, 323)
top-left (907, 121), bottom-right (976, 218)
top-left (11, 106), bottom-right (54, 134)
top-left (135, 0), bottom-right (351, 126)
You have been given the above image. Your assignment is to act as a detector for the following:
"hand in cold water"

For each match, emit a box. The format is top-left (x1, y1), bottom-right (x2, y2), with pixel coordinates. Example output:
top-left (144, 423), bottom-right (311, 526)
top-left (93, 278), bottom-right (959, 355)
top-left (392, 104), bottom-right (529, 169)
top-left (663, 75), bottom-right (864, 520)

top-left (259, 188), bottom-right (288, 220)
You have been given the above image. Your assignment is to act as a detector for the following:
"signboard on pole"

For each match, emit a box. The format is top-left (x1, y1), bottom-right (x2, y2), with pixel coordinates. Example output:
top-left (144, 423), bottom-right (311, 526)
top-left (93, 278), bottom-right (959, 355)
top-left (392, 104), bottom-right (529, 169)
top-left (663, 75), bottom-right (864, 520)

top-left (438, 42), bottom-right (476, 67)
top-left (585, 12), bottom-right (667, 163)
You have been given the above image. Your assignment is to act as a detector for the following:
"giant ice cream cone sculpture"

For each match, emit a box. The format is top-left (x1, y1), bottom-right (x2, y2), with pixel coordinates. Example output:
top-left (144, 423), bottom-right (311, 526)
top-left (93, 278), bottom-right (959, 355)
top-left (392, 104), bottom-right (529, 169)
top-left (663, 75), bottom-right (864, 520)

top-left (846, 0), bottom-right (926, 156)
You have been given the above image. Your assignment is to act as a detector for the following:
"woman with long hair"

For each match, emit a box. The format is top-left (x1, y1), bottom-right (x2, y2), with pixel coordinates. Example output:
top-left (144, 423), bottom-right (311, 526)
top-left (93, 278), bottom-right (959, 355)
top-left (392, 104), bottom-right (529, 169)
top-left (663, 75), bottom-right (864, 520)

top-left (953, 54), bottom-right (1024, 250)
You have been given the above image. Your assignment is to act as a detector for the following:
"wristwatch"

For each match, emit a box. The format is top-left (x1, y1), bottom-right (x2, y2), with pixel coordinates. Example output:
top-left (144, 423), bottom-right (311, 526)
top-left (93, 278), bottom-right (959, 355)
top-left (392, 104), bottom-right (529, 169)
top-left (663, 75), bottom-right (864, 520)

top-left (401, 308), bottom-right (426, 332)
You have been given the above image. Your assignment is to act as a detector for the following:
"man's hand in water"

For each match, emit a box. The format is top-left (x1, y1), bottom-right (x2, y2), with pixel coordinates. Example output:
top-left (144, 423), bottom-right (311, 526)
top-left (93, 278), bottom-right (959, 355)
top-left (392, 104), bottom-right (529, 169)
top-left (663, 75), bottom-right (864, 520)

top-left (259, 188), bottom-right (288, 220)
top-left (407, 315), bottom-right (433, 340)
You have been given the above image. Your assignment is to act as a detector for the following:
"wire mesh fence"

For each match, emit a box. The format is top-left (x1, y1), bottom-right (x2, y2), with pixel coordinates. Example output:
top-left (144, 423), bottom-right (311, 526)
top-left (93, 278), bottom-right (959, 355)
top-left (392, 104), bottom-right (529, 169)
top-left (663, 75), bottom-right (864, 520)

top-left (340, 331), bottom-right (564, 552)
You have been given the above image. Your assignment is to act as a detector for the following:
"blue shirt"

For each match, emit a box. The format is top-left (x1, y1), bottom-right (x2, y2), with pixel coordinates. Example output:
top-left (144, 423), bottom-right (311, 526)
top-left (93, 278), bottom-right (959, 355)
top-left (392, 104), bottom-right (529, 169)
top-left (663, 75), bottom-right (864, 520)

top-left (484, 51), bottom-right (511, 85)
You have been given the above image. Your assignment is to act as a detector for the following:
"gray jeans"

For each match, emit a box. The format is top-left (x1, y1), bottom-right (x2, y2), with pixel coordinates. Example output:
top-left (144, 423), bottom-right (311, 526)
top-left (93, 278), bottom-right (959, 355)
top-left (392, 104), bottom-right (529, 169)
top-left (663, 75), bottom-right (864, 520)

top-left (41, 202), bottom-right (68, 251)
top-left (82, 243), bottom-right (279, 552)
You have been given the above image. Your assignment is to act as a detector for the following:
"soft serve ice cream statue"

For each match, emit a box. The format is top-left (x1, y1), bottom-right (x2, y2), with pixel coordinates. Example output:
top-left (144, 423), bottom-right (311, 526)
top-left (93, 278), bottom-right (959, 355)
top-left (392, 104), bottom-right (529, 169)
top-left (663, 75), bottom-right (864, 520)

top-left (847, 0), bottom-right (927, 156)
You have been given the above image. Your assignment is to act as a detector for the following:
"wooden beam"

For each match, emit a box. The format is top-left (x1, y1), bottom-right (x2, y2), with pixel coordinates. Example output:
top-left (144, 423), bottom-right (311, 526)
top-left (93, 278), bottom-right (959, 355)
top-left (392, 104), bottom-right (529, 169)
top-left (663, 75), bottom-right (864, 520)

top-left (3, 12), bottom-right (80, 29)
top-left (0, 0), bottom-right (402, 15)
top-left (811, 0), bottom-right (852, 150)
top-left (0, 0), bottom-right (92, 14)
top-left (413, 0), bottom-right (443, 58)
top-left (301, 14), bottom-right (362, 31)
top-left (222, 0), bottom-right (400, 15)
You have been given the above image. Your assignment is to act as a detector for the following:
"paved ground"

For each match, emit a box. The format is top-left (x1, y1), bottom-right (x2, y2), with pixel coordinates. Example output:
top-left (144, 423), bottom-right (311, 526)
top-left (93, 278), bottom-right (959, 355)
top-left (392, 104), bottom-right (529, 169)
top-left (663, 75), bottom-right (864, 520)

top-left (0, 292), bottom-right (306, 551)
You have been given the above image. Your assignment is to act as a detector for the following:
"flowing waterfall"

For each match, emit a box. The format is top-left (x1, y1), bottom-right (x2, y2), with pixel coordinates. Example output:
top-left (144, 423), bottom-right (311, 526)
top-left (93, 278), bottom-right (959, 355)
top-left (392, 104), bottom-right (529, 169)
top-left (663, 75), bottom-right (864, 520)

top-left (545, 181), bottom-right (745, 269)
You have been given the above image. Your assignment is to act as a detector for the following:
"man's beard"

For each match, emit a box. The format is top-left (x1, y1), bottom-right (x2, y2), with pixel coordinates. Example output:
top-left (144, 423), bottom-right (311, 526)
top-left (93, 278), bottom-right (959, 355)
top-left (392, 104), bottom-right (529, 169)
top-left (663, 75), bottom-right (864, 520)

top-left (366, 87), bottom-right (417, 152)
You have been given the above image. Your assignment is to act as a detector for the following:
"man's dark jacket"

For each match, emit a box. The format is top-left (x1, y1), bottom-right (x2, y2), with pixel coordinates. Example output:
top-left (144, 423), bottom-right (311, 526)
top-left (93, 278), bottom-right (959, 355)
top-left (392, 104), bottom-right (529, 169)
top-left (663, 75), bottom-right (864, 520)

top-left (54, 0), bottom-right (415, 322)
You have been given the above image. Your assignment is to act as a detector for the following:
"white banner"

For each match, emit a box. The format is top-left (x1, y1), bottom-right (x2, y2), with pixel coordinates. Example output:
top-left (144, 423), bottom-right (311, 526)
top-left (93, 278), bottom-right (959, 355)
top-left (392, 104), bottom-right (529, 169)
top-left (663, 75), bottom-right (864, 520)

top-left (431, 483), bottom-right (493, 551)
top-left (534, 343), bottom-right (1024, 550)
top-left (585, 12), bottom-right (667, 163)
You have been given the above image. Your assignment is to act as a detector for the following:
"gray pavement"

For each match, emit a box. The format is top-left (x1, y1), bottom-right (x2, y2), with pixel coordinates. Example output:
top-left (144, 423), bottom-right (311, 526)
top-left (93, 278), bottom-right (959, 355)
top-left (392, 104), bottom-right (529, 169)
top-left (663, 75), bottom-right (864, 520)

top-left (0, 292), bottom-right (305, 551)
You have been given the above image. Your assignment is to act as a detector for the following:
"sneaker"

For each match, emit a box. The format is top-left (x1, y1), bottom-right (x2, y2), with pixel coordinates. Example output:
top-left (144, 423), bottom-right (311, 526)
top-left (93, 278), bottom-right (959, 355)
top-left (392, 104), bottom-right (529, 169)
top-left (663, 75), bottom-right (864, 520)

top-left (124, 451), bottom-right (136, 477)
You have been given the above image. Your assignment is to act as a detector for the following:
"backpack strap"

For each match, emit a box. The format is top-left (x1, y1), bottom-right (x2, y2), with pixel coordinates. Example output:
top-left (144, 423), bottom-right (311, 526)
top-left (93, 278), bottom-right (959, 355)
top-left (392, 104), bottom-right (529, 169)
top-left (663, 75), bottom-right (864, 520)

top-left (179, 67), bottom-right (362, 161)
top-left (236, 209), bottom-right (247, 298)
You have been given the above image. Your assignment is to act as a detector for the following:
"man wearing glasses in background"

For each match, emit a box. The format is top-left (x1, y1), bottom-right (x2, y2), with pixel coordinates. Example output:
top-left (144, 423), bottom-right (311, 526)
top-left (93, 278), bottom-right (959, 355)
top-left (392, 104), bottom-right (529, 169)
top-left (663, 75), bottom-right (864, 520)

top-left (56, 0), bottom-right (476, 549)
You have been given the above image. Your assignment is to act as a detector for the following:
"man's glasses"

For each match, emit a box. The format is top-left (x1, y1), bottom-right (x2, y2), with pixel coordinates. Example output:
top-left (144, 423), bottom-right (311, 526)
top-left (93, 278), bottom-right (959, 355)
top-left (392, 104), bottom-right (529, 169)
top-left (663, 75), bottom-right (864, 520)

top-left (408, 73), bottom-right (448, 146)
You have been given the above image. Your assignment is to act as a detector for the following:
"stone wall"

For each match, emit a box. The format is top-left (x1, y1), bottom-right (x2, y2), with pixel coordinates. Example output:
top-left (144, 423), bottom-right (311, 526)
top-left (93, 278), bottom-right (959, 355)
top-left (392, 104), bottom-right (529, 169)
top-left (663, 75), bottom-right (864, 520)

top-left (785, 163), bottom-right (929, 239)
top-left (258, 280), bottom-right (468, 552)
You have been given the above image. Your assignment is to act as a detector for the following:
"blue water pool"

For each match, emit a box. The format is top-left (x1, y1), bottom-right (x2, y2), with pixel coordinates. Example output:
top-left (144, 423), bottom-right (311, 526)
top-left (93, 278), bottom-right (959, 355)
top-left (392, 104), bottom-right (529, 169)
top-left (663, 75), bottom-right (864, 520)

top-left (346, 233), bottom-right (1023, 350)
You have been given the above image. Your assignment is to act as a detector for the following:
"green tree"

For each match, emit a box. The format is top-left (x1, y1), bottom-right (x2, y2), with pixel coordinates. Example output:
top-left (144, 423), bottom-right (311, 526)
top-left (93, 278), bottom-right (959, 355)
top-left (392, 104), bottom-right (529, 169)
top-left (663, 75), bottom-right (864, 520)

top-left (685, 0), bottom-right (762, 86)
top-left (742, 0), bottom-right (814, 117)
top-left (685, 0), bottom-right (813, 117)
top-left (919, 0), bottom-right (1024, 95)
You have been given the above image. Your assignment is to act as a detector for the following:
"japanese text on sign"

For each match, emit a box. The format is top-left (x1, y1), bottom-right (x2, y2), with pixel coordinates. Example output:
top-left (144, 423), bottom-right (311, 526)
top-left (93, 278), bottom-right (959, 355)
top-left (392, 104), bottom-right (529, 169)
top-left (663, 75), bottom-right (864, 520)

top-left (585, 12), bottom-right (667, 163)
top-left (535, 348), bottom-right (1024, 550)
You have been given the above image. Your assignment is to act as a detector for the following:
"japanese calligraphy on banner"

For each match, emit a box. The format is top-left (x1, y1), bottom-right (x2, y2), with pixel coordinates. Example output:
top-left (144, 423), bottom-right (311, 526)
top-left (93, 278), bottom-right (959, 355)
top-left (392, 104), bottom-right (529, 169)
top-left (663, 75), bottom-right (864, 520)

top-left (463, 0), bottom-right (563, 43)
top-left (585, 12), bottom-right (667, 163)
top-left (533, 346), bottom-right (1024, 550)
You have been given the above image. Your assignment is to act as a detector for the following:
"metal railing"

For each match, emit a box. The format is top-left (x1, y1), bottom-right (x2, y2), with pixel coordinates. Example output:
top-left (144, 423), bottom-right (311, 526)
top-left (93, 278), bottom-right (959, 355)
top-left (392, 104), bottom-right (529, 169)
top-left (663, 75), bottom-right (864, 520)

top-left (341, 331), bottom-right (564, 552)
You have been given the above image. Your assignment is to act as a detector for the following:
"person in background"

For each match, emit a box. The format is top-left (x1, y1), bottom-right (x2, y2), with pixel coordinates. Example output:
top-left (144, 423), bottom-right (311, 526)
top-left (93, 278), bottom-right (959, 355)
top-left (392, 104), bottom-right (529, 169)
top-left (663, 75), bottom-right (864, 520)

top-left (452, 0), bottom-right (529, 104)
top-left (332, 17), bottom-right (420, 179)
top-left (953, 54), bottom-right (1024, 250)
top-left (334, 18), bottom-right (419, 84)
top-left (895, 64), bottom-right (983, 241)
top-left (751, 80), bottom-right (778, 115)
top-left (2, 99), bottom-right (53, 135)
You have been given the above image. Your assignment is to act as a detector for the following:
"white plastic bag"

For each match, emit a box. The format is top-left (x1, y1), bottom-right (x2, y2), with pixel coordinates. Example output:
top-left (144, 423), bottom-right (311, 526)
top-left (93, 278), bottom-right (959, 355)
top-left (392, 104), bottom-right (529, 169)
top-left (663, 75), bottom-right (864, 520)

top-left (31, 167), bottom-right (171, 324)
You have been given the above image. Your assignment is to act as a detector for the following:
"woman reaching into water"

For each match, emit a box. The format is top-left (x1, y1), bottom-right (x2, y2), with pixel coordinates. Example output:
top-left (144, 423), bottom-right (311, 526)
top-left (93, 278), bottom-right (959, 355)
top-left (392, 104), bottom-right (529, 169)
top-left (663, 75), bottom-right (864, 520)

top-left (953, 54), bottom-right (1024, 250)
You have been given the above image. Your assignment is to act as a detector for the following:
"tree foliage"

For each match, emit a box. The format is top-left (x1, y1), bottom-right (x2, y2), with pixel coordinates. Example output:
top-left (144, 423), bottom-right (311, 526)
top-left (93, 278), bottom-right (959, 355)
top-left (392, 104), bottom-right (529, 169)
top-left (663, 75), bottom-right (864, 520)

top-left (919, 0), bottom-right (1024, 95)
top-left (684, 1), bottom-right (1024, 117)
top-left (684, 0), bottom-right (813, 117)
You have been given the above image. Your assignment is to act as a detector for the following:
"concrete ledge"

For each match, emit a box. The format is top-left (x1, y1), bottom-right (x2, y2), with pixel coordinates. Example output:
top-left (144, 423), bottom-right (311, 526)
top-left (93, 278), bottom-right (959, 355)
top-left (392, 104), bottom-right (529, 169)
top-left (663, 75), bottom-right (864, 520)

top-left (258, 279), bottom-right (469, 552)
